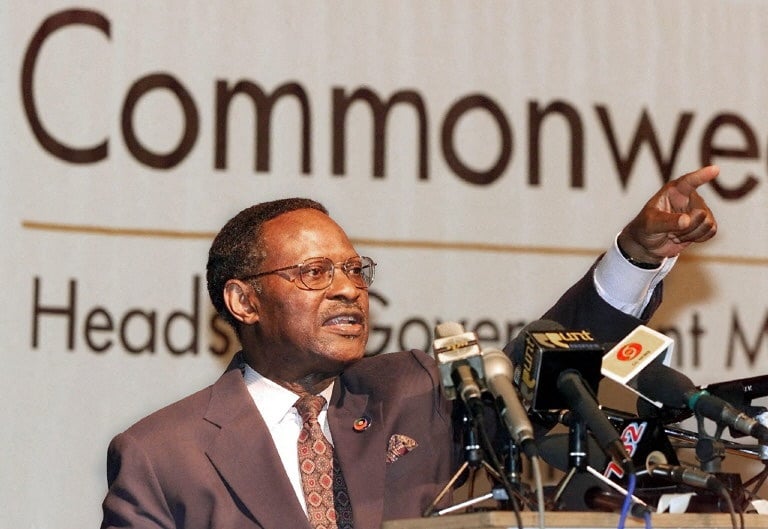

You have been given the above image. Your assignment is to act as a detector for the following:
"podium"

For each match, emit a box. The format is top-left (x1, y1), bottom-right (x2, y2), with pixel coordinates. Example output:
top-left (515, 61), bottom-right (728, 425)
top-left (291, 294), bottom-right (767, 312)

top-left (382, 511), bottom-right (768, 529)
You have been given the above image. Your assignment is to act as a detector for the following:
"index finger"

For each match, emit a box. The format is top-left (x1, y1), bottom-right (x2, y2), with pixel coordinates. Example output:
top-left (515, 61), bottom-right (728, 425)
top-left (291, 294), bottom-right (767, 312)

top-left (673, 165), bottom-right (719, 197)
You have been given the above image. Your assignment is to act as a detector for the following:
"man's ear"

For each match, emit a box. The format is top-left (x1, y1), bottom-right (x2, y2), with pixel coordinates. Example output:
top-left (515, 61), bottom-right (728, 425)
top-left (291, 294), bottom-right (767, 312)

top-left (223, 279), bottom-right (260, 325)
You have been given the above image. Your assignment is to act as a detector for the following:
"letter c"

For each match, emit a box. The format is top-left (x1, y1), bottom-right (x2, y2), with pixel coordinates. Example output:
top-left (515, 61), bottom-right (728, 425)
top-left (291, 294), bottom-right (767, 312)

top-left (21, 8), bottom-right (110, 163)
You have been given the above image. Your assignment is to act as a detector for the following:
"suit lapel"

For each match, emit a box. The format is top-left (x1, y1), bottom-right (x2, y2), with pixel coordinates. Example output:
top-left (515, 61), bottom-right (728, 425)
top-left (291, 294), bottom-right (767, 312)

top-left (330, 382), bottom-right (386, 529)
top-left (204, 368), bottom-right (312, 529)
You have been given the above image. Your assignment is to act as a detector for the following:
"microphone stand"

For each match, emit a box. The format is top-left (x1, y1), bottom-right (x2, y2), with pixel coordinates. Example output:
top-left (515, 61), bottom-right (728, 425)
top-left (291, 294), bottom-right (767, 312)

top-left (743, 411), bottom-right (768, 496)
top-left (689, 412), bottom-right (751, 513)
top-left (423, 407), bottom-right (512, 517)
top-left (551, 413), bottom-right (592, 509)
top-left (551, 412), bottom-right (643, 513)
top-left (695, 434), bottom-right (725, 474)
top-left (505, 438), bottom-right (524, 494)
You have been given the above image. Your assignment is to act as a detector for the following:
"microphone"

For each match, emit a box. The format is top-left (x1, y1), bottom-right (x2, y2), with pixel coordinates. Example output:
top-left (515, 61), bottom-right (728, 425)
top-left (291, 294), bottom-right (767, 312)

top-left (600, 325), bottom-right (689, 423)
top-left (601, 325), bottom-right (673, 389)
top-left (506, 320), bottom-right (604, 412)
top-left (505, 320), bottom-right (633, 472)
top-left (481, 348), bottom-right (537, 457)
top-left (645, 451), bottom-right (725, 492)
top-left (507, 319), bottom-right (560, 366)
top-left (433, 322), bottom-right (485, 414)
top-left (705, 374), bottom-right (768, 408)
top-left (557, 370), bottom-right (634, 474)
top-left (635, 362), bottom-right (768, 443)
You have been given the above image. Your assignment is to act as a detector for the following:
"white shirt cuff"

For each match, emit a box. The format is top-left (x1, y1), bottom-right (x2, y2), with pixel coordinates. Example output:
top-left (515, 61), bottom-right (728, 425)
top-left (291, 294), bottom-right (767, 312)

top-left (594, 234), bottom-right (677, 317)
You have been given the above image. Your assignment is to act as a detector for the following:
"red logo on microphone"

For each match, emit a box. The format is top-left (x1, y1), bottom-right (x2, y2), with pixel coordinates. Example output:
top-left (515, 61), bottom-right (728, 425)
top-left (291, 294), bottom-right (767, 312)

top-left (617, 343), bottom-right (643, 361)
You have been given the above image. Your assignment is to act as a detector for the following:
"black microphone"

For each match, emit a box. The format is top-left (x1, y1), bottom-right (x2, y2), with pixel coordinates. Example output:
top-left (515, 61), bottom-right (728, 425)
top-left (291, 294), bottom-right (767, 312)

top-left (705, 374), bottom-right (768, 407)
top-left (635, 362), bottom-right (768, 443)
top-left (557, 370), bottom-right (634, 474)
top-left (505, 320), bottom-right (604, 412)
top-left (481, 348), bottom-right (537, 457)
top-left (433, 322), bottom-right (485, 415)
top-left (507, 319), bottom-right (560, 366)
top-left (645, 451), bottom-right (725, 492)
top-left (505, 320), bottom-right (632, 472)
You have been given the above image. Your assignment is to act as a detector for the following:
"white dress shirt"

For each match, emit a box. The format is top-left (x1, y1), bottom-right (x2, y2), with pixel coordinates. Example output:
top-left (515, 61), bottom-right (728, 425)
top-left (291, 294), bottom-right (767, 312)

top-left (242, 365), bottom-right (335, 515)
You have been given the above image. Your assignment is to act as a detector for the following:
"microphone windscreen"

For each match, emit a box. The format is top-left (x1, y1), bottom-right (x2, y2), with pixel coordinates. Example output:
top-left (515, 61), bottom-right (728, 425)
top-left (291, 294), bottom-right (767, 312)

top-left (435, 321), bottom-right (465, 338)
top-left (481, 348), bottom-right (514, 383)
top-left (635, 395), bottom-right (693, 424)
top-left (635, 362), bottom-right (694, 408)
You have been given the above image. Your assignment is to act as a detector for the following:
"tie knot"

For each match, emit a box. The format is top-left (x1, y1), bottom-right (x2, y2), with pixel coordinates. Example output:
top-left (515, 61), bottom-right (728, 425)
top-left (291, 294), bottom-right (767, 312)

top-left (295, 394), bottom-right (326, 423)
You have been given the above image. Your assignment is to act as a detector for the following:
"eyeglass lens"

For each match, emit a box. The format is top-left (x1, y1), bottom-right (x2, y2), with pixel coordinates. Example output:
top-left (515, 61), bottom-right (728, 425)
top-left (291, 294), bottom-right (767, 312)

top-left (300, 257), bottom-right (375, 290)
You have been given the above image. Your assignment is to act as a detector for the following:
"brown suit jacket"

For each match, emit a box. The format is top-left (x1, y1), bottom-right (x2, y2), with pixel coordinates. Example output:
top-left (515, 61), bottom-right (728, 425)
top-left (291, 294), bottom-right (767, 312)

top-left (101, 349), bottom-right (453, 529)
top-left (101, 265), bottom-right (659, 529)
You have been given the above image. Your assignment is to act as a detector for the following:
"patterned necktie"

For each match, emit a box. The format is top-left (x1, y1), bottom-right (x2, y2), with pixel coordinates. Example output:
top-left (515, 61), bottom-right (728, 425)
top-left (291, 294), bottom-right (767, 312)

top-left (295, 395), bottom-right (353, 529)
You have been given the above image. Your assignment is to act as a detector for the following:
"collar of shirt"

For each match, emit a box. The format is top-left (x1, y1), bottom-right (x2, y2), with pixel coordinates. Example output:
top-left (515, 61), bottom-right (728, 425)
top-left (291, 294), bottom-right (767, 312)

top-left (242, 363), bottom-right (335, 443)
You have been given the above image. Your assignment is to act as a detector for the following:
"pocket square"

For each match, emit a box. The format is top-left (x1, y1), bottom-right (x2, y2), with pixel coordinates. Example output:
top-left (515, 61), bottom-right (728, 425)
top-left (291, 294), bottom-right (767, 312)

top-left (386, 434), bottom-right (418, 463)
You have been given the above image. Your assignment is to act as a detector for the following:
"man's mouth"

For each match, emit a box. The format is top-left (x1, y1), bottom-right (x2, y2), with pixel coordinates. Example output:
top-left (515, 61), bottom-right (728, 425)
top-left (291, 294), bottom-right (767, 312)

top-left (322, 312), bottom-right (366, 335)
top-left (325, 315), bottom-right (361, 325)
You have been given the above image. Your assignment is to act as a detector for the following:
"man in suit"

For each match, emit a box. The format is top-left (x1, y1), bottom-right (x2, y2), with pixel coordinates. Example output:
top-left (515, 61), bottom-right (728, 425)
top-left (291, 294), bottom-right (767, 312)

top-left (101, 166), bottom-right (719, 529)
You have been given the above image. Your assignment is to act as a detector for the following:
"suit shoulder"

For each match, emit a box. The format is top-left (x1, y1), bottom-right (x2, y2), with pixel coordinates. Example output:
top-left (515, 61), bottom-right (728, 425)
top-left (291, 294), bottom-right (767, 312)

top-left (343, 349), bottom-right (440, 395)
top-left (117, 383), bottom-right (215, 442)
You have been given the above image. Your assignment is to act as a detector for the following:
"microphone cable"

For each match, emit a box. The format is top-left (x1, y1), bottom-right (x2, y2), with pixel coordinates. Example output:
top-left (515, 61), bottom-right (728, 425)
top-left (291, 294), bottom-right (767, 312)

top-left (719, 487), bottom-right (743, 529)
top-left (617, 472), bottom-right (650, 529)
top-left (527, 452), bottom-right (545, 529)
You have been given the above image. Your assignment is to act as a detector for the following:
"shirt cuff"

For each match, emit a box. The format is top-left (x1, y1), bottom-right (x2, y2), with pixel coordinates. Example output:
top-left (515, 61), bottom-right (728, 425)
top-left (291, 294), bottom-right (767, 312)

top-left (594, 234), bottom-right (677, 317)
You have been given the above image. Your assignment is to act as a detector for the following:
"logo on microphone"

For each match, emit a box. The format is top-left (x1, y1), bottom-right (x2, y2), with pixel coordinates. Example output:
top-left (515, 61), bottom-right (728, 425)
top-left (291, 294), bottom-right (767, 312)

top-left (604, 421), bottom-right (647, 479)
top-left (616, 342), bottom-right (643, 362)
top-left (601, 325), bottom-right (673, 385)
top-left (532, 330), bottom-right (594, 348)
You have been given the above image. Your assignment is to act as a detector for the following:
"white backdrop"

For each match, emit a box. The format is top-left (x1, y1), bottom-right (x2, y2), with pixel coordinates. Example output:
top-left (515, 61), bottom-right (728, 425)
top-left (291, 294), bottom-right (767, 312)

top-left (3, 2), bottom-right (768, 527)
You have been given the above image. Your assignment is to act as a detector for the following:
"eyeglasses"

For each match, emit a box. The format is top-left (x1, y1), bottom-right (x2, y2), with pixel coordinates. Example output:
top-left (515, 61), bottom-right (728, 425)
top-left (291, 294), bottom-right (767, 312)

top-left (243, 256), bottom-right (376, 291)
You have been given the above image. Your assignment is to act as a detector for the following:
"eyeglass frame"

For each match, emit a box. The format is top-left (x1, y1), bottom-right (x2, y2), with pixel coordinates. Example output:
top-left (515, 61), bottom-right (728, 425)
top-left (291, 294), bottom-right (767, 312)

top-left (241, 255), bottom-right (376, 291)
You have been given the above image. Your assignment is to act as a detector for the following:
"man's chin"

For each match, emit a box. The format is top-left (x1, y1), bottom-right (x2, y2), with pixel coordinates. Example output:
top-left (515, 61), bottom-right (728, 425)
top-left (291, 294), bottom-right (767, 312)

top-left (329, 332), bottom-right (367, 352)
top-left (319, 342), bottom-right (365, 364)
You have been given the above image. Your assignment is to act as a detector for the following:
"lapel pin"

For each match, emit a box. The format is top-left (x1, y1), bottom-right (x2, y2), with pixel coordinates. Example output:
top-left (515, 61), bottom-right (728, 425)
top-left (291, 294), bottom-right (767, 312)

top-left (353, 415), bottom-right (371, 432)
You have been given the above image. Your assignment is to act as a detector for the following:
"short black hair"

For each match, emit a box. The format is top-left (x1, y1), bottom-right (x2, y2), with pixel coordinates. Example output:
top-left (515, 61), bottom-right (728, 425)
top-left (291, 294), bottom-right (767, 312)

top-left (206, 197), bottom-right (328, 330)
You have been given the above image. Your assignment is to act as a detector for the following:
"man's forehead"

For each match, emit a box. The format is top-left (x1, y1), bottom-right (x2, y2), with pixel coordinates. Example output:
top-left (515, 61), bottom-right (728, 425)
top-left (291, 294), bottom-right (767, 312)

top-left (259, 209), bottom-right (356, 255)
top-left (262, 208), bottom-right (338, 235)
